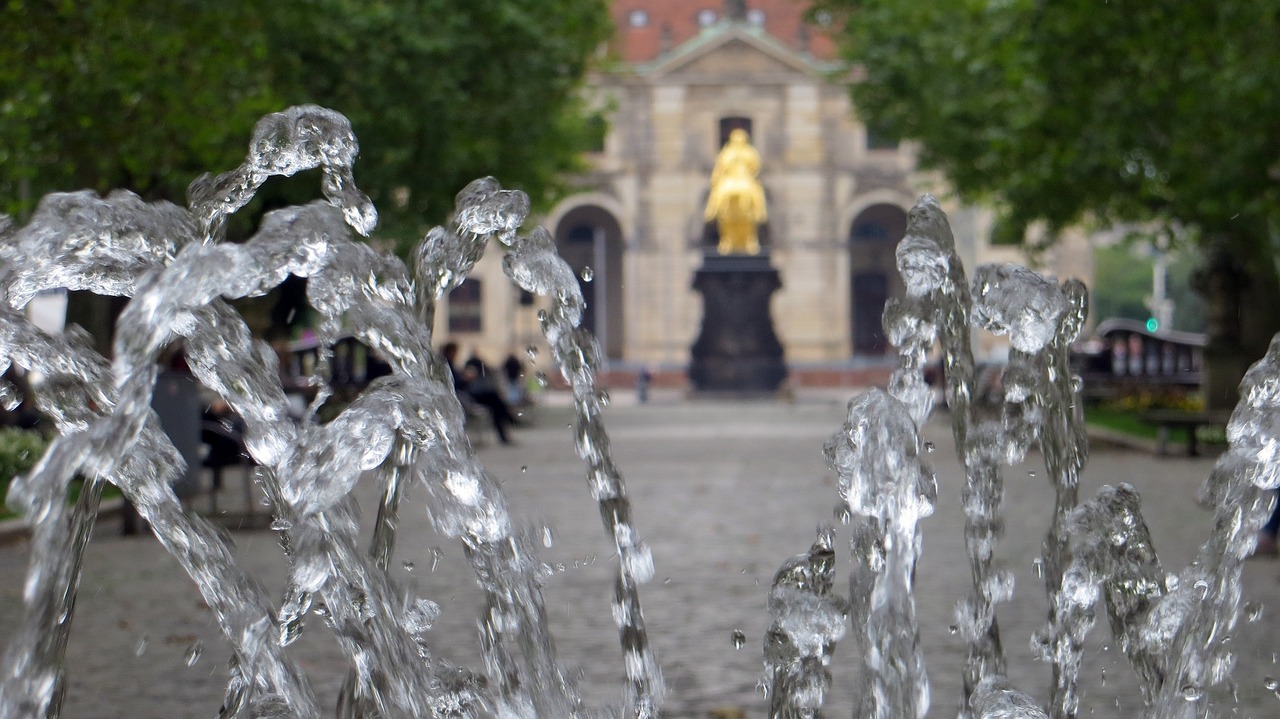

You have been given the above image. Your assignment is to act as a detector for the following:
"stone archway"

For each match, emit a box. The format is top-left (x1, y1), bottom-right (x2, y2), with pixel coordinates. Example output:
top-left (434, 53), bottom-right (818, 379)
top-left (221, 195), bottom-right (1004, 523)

top-left (553, 205), bottom-right (626, 360)
top-left (849, 203), bottom-right (908, 356)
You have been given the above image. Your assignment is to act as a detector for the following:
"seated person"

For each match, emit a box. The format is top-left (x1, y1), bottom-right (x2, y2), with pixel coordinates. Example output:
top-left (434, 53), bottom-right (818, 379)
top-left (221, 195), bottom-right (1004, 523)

top-left (442, 342), bottom-right (516, 445)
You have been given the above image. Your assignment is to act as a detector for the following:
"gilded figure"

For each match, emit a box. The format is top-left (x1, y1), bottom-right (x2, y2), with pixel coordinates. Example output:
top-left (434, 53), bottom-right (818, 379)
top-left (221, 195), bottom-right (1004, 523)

top-left (704, 129), bottom-right (768, 255)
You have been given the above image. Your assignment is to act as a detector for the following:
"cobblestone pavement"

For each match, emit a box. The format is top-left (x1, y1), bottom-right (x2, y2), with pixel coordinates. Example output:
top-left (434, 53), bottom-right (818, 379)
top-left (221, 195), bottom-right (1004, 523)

top-left (3, 390), bottom-right (1280, 717)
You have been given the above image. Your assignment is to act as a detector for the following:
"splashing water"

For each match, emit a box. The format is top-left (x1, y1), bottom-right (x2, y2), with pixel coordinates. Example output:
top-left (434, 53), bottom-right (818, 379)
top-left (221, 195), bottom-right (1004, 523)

top-left (0, 110), bottom-right (1277, 719)
top-left (0, 106), bottom-right (657, 719)
top-left (762, 195), bottom-right (1278, 719)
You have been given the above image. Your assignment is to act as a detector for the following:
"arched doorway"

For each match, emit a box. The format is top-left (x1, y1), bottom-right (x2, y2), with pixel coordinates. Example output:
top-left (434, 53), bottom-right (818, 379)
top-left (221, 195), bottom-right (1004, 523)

top-left (849, 203), bottom-right (908, 356)
top-left (554, 206), bottom-right (625, 360)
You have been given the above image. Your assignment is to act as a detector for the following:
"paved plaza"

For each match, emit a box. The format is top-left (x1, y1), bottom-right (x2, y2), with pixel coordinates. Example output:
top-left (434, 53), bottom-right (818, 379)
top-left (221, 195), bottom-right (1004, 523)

top-left (2, 389), bottom-right (1280, 717)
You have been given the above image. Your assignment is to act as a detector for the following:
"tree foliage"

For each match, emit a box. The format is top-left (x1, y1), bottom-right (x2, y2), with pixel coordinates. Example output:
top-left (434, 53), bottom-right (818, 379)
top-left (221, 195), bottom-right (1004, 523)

top-left (817, 1), bottom-right (1280, 342)
top-left (1, 0), bottom-right (612, 249)
top-left (1092, 244), bottom-right (1204, 334)
top-left (0, 1), bottom-right (277, 209)
top-left (264, 0), bottom-right (612, 247)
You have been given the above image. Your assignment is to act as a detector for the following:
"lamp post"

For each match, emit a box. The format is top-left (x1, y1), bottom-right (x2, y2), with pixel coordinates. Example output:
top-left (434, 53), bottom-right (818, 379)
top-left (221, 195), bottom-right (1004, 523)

top-left (1146, 234), bottom-right (1174, 332)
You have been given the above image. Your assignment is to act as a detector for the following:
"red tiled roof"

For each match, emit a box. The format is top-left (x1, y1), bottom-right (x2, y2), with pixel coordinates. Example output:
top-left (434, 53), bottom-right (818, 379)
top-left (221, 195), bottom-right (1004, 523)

top-left (611, 0), bottom-right (836, 63)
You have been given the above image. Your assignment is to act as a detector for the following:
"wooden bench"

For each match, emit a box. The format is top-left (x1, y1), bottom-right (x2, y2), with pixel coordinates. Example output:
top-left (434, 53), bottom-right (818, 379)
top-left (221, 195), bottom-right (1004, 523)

top-left (1140, 409), bottom-right (1231, 456)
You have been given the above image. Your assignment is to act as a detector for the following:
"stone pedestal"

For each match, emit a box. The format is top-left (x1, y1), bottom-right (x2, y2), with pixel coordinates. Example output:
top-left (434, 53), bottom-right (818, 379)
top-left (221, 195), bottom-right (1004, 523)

top-left (688, 254), bottom-right (787, 394)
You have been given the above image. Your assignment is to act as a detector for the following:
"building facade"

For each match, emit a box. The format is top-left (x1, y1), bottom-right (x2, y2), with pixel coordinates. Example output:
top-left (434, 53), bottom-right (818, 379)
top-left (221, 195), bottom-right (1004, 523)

top-left (438, 1), bottom-right (1092, 382)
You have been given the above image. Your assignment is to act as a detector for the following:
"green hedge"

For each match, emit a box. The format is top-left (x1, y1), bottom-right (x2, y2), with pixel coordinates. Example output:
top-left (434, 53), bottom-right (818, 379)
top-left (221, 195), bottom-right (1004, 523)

top-left (0, 428), bottom-right (50, 519)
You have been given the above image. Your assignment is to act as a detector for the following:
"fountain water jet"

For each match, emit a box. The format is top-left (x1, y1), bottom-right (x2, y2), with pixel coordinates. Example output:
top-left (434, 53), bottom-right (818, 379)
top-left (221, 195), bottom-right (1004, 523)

top-left (0, 106), bottom-right (658, 719)
top-left (0, 107), bottom-right (1276, 719)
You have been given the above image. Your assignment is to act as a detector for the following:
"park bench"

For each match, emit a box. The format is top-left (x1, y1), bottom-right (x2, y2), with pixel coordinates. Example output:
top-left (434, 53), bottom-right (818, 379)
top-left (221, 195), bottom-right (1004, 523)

top-left (1140, 408), bottom-right (1230, 457)
top-left (200, 418), bottom-right (259, 521)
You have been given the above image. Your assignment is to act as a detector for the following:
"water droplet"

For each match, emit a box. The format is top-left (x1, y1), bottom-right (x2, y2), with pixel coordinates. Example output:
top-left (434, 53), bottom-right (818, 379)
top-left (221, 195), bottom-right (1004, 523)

top-left (542, 526), bottom-right (554, 548)
top-left (525, 344), bottom-right (539, 361)
top-left (731, 629), bottom-right (746, 650)
top-left (537, 309), bottom-right (548, 323)
top-left (1070, 376), bottom-right (1084, 392)
top-left (598, 389), bottom-right (611, 406)
top-left (1028, 469), bottom-right (1037, 478)
top-left (1264, 676), bottom-right (1279, 692)
top-left (402, 561), bottom-right (415, 572)
top-left (1194, 578), bottom-right (1210, 598)
top-left (521, 465), bottom-right (528, 473)
top-left (313, 603), bottom-right (330, 617)
top-left (270, 516), bottom-right (292, 531)
top-left (430, 546), bottom-right (443, 572)
top-left (535, 372), bottom-right (549, 388)
top-left (663, 577), bottom-right (672, 584)
top-left (1181, 683), bottom-right (1203, 701)
top-left (1032, 557), bottom-right (1044, 578)
top-left (580, 266), bottom-right (594, 282)
top-left (183, 640), bottom-right (203, 667)
top-left (1100, 668), bottom-right (1106, 685)
top-left (833, 504), bottom-right (851, 525)
top-left (1245, 601), bottom-right (1264, 623)
top-left (924, 441), bottom-right (936, 453)
top-left (948, 625), bottom-right (959, 635)
top-left (135, 636), bottom-right (149, 657)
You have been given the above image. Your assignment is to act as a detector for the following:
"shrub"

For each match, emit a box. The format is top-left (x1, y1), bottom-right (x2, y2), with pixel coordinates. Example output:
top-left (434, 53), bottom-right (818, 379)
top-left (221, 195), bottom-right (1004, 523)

top-left (0, 427), bottom-right (49, 483)
top-left (0, 428), bottom-right (51, 514)
top-left (1104, 389), bottom-right (1204, 413)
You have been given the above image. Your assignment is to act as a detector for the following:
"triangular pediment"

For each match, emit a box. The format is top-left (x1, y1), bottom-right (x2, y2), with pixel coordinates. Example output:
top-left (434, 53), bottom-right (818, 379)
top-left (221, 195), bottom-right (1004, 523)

top-left (644, 23), bottom-right (826, 82)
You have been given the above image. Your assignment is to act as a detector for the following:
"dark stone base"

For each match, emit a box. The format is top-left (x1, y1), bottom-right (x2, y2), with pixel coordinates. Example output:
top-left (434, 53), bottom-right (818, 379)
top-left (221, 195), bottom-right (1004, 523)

top-left (688, 254), bottom-right (787, 393)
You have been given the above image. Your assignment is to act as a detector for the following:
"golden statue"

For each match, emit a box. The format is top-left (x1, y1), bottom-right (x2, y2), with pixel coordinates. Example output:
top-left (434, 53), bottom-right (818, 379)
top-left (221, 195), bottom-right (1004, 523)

top-left (703, 128), bottom-right (768, 255)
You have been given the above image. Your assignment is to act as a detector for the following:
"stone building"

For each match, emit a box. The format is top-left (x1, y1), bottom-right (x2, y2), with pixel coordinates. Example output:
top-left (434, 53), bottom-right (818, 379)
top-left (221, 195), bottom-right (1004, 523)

top-left (437, 0), bottom-right (1092, 385)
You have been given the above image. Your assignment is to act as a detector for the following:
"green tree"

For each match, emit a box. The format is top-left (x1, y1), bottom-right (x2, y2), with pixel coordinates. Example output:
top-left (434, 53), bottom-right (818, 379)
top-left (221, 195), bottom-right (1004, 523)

top-left (264, 0), bottom-right (613, 250)
top-left (1167, 251), bottom-right (1205, 334)
top-left (1091, 243), bottom-right (1204, 334)
top-left (3, 1), bottom-right (612, 342)
top-left (0, 1), bottom-right (278, 212)
top-left (817, 0), bottom-right (1280, 407)
top-left (1091, 245), bottom-right (1154, 326)
top-left (2, 0), bottom-right (612, 244)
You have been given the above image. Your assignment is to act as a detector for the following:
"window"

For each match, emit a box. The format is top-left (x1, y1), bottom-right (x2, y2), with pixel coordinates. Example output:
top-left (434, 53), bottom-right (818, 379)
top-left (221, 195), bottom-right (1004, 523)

top-left (866, 122), bottom-right (900, 151)
top-left (628, 9), bottom-right (649, 28)
top-left (852, 272), bottom-right (890, 354)
top-left (697, 9), bottom-right (718, 27)
top-left (852, 221), bottom-right (890, 243)
top-left (447, 279), bottom-right (482, 333)
top-left (850, 204), bottom-right (908, 245)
